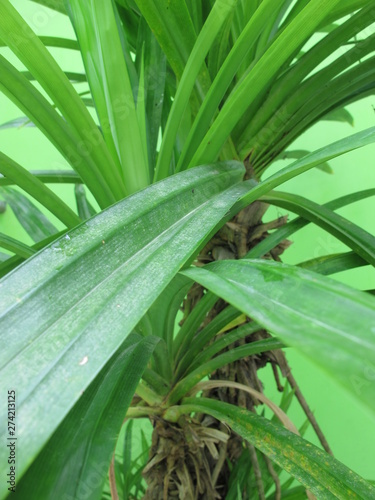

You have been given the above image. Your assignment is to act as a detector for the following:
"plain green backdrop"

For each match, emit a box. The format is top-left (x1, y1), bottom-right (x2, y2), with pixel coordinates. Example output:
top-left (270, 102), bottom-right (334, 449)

top-left (1, 0), bottom-right (374, 482)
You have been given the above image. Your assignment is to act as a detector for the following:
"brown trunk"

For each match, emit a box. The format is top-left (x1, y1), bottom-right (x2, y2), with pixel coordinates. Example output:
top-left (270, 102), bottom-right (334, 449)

top-left (143, 201), bottom-right (308, 498)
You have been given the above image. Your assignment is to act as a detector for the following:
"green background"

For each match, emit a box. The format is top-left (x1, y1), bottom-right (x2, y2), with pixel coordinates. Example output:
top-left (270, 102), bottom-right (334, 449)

top-left (1, 0), bottom-right (374, 481)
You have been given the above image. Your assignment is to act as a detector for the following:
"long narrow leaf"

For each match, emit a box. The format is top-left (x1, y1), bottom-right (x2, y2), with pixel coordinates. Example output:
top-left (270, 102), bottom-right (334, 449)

top-left (0, 54), bottom-right (116, 208)
top-left (0, 162), bottom-right (245, 493)
top-left (299, 251), bottom-right (367, 276)
top-left (74, 185), bottom-right (97, 220)
top-left (176, 398), bottom-right (375, 499)
top-left (135, 17), bottom-right (166, 174)
top-left (68, 0), bottom-right (150, 194)
top-left (225, 127), bottom-right (375, 224)
top-left (248, 188), bottom-right (375, 259)
top-left (0, 170), bottom-right (81, 186)
top-left (0, 36), bottom-right (79, 50)
top-left (167, 338), bottom-right (283, 405)
top-left (0, 1), bottom-right (124, 202)
top-left (188, 0), bottom-right (342, 167)
top-left (261, 190), bottom-right (375, 266)
top-left (182, 260), bottom-right (375, 415)
top-left (0, 233), bottom-right (36, 259)
top-left (154, 0), bottom-right (237, 180)
top-left (239, 6), bottom-right (373, 156)
top-left (0, 231), bottom-right (67, 278)
top-left (16, 334), bottom-right (158, 499)
top-left (0, 187), bottom-right (58, 242)
top-left (0, 152), bottom-right (81, 228)
top-left (134, 0), bottom-right (211, 99)
top-left (175, 0), bottom-right (283, 173)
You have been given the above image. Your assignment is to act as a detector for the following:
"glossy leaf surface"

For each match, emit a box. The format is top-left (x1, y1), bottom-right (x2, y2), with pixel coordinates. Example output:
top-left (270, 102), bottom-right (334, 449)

top-left (16, 334), bottom-right (158, 499)
top-left (178, 398), bottom-right (375, 499)
top-left (0, 162), bottom-right (245, 493)
top-left (182, 260), bottom-right (375, 415)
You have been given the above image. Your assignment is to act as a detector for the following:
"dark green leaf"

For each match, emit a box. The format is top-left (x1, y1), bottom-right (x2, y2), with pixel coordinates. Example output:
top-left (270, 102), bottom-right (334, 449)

top-left (0, 2), bottom-right (124, 204)
top-left (133, 0), bottom-right (211, 100)
top-left (74, 185), bottom-right (97, 220)
top-left (0, 152), bottom-right (81, 228)
top-left (0, 232), bottom-right (36, 258)
top-left (0, 171), bottom-right (81, 187)
top-left (0, 187), bottom-right (58, 242)
top-left (279, 151), bottom-right (333, 174)
top-left (249, 188), bottom-right (375, 260)
top-left (299, 251), bottom-right (367, 276)
top-left (30, 0), bottom-right (67, 14)
top-left (177, 398), bottom-right (375, 499)
top-left (182, 260), bottom-right (375, 415)
top-left (323, 107), bottom-right (354, 126)
top-left (0, 162), bottom-right (245, 493)
top-left (0, 231), bottom-right (67, 278)
top-left (261, 190), bottom-right (375, 266)
top-left (16, 334), bottom-right (158, 499)
top-left (167, 337), bottom-right (282, 405)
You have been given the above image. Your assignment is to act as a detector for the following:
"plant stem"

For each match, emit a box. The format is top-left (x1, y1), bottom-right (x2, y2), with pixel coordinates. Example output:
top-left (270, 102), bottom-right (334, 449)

top-left (136, 382), bottom-right (163, 406)
top-left (285, 364), bottom-right (333, 455)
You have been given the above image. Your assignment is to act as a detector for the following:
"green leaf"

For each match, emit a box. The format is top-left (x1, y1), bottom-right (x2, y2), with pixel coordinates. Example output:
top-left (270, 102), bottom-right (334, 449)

top-left (250, 37), bottom-right (375, 171)
top-left (0, 170), bottom-right (81, 187)
top-left (135, 18), bottom-right (166, 174)
top-left (181, 260), bottom-right (375, 416)
top-left (183, 320), bottom-right (262, 377)
top-left (174, 305), bottom-right (246, 379)
top-left (122, 420), bottom-right (134, 498)
top-left (270, 486), bottom-right (308, 499)
top-left (279, 151), bottom-right (333, 174)
top-left (0, 152), bottom-right (81, 228)
top-left (248, 188), bottom-right (375, 260)
top-left (238, 6), bottom-right (371, 160)
top-left (167, 337), bottom-right (282, 405)
top-left (154, 0), bottom-right (237, 180)
top-left (137, 274), bottom-right (191, 380)
top-left (0, 54), bottom-right (116, 208)
top-left (133, 0), bottom-right (211, 100)
top-left (189, 0), bottom-right (342, 167)
top-left (176, 0), bottom-right (284, 172)
top-left (0, 232), bottom-right (36, 259)
top-left (0, 36), bottom-right (79, 50)
top-left (0, 1), bottom-right (124, 203)
top-left (173, 290), bottom-right (219, 362)
top-left (22, 70), bottom-right (88, 84)
top-left (323, 107), bottom-right (354, 126)
top-left (0, 187), bottom-right (58, 242)
top-left (67, 0), bottom-right (150, 194)
top-left (16, 334), bottom-right (158, 498)
top-left (30, 0), bottom-right (67, 14)
top-left (298, 251), bottom-right (368, 276)
top-left (261, 190), bottom-right (375, 266)
top-left (178, 398), bottom-right (375, 499)
top-left (324, 0), bottom-right (371, 25)
top-left (218, 128), bottom-right (375, 236)
top-left (0, 162), bottom-right (245, 493)
top-left (74, 185), bottom-right (97, 220)
top-left (0, 231), bottom-right (67, 278)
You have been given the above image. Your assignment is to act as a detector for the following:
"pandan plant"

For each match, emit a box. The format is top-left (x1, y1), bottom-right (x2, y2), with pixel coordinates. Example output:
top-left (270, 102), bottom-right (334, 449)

top-left (0, 0), bottom-right (375, 498)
